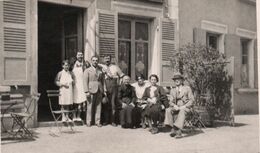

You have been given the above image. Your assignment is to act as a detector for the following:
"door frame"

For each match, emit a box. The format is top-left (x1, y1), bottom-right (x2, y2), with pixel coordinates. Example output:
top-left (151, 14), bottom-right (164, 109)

top-left (32, 0), bottom-right (90, 125)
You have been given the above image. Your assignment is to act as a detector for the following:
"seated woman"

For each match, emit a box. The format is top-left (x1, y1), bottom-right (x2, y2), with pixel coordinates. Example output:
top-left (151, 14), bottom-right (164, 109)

top-left (131, 74), bottom-right (151, 128)
top-left (143, 74), bottom-right (169, 134)
top-left (118, 75), bottom-right (137, 128)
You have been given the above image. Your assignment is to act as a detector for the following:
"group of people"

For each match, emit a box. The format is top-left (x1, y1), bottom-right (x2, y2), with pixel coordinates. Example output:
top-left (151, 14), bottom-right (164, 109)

top-left (55, 52), bottom-right (194, 138)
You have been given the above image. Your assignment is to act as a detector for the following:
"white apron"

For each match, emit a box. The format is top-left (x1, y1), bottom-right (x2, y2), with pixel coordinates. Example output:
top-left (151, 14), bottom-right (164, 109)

top-left (73, 61), bottom-right (86, 104)
top-left (59, 70), bottom-right (73, 105)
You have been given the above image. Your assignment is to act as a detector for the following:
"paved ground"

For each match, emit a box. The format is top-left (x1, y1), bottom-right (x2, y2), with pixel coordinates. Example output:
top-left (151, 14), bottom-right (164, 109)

top-left (1, 115), bottom-right (259, 153)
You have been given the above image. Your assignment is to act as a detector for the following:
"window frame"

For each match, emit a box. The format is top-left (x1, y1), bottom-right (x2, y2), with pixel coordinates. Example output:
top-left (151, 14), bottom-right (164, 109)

top-left (118, 16), bottom-right (151, 80)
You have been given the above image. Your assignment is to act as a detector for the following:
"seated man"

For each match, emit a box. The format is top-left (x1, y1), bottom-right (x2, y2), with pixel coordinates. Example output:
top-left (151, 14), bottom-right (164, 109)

top-left (118, 75), bottom-right (137, 128)
top-left (164, 72), bottom-right (194, 138)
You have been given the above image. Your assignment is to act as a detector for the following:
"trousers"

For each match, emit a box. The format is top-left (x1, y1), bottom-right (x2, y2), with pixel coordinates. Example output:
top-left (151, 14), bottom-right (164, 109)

top-left (86, 90), bottom-right (102, 125)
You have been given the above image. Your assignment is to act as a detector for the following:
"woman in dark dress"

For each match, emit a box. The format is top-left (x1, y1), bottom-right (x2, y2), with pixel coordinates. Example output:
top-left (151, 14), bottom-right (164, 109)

top-left (143, 74), bottom-right (169, 134)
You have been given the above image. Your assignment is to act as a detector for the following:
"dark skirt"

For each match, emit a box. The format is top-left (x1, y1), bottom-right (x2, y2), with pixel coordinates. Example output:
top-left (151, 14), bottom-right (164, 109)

top-left (143, 103), bottom-right (162, 124)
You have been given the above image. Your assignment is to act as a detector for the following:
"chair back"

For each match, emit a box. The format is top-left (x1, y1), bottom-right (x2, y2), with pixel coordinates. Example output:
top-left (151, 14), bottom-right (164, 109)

top-left (24, 93), bottom-right (41, 116)
top-left (46, 90), bottom-right (60, 113)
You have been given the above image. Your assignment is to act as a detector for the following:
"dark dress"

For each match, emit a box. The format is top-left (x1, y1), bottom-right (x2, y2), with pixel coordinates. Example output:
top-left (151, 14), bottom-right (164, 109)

top-left (142, 85), bottom-right (169, 126)
top-left (118, 84), bottom-right (137, 128)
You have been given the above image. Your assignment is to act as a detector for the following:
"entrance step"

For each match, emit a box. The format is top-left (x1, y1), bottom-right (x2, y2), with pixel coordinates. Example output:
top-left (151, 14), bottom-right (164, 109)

top-left (38, 121), bottom-right (84, 127)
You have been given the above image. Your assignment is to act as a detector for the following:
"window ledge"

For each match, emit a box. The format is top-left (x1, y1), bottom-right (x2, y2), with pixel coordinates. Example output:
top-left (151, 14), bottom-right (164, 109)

top-left (237, 88), bottom-right (258, 93)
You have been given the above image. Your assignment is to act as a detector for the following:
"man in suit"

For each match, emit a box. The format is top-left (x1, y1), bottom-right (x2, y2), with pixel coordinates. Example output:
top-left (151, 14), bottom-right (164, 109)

top-left (84, 56), bottom-right (104, 127)
top-left (164, 72), bottom-right (194, 138)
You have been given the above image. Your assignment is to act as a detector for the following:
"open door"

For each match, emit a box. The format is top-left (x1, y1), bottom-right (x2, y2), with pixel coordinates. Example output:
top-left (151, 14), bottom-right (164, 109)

top-left (38, 2), bottom-right (85, 122)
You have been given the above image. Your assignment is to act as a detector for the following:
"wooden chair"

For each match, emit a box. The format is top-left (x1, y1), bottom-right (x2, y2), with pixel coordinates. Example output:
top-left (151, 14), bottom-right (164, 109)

top-left (46, 90), bottom-right (75, 136)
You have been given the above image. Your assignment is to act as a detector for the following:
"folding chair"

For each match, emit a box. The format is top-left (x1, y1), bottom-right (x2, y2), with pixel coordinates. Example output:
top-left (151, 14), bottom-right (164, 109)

top-left (9, 93), bottom-right (41, 139)
top-left (184, 107), bottom-right (206, 132)
top-left (46, 90), bottom-right (75, 135)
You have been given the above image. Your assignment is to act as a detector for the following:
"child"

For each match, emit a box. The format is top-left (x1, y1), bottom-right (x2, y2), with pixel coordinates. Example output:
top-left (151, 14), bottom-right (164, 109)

top-left (55, 60), bottom-right (74, 122)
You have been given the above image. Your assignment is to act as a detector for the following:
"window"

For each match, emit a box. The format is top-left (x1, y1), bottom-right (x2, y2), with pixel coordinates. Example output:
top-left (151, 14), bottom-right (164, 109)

top-left (206, 33), bottom-right (219, 50)
top-left (118, 17), bottom-right (149, 79)
top-left (241, 39), bottom-right (250, 87)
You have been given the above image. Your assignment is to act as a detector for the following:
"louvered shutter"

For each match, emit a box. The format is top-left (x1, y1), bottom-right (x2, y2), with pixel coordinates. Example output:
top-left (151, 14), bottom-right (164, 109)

top-left (97, 10), bottom-right (118, 63)
top-left (0, 0), bottom-right (31, 85)
top-left (193, 27), bottom-right (206, 45)
top-left (160, 18), bottom-right (178, 86)
top-left (225, 34), bottom-right (241, 88)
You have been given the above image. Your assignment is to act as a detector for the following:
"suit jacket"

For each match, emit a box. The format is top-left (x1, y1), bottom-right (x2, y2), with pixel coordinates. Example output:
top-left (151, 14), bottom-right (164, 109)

top-left (143, 85), bottom-right (169, 108)
top-left (118, 84), bottom-right (136, 105)
top-left (169, 85), bottom-right (194, 108)
top-left (83, 65), bottom-right (104, 94)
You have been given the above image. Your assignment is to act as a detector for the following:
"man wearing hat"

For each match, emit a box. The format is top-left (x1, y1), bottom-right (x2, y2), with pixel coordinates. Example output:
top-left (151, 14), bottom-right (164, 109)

top-left (164, 72), bottom-right (194, 138)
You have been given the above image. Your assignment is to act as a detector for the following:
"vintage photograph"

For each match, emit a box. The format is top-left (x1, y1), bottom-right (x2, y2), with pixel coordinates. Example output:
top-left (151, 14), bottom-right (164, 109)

top-left (0, 0), bottom-right (259, 153)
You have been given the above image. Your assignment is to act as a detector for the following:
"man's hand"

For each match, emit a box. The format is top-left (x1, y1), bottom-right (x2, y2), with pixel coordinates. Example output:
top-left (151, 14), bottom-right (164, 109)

top-left (122, 103), bottom-right (127, 109)
top-left (130, 103), bottom-right (135, 107)
top-left (86, 92), bottom-right (91, 97)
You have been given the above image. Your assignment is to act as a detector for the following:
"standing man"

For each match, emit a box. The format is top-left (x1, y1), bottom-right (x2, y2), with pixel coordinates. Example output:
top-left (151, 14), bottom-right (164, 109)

top-left (164, 72), bottom-right (194, 138)
top-left (83, 56), bottom-right (104, 127)
top-left (72, 52), bottom-right (87, 122)
top-left (100, 55), bottom-right (124, 126)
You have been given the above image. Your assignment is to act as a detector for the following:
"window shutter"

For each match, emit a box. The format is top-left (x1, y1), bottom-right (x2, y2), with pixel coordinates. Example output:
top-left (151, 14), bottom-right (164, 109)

top-left (0, 0), bottom-right (31, 85)
top-left (254, 39), bottom-right (257, 88)
top-left (225, 34), bottom-right (241, 88)
top-left (97, 10), bottom-right (118, 63)
top-left (193, 27), bottom-right (206, 45)
top-left (160, 18), bottom-right (178, 86)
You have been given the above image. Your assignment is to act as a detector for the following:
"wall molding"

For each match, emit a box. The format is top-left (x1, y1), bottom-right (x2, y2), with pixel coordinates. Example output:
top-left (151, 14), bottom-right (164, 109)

top-left (236, 28), bottom-right (256, 39)
top-left (201, 20), bottom-right (228, 34)
top-left (112, 1), bottom-right (163, 18)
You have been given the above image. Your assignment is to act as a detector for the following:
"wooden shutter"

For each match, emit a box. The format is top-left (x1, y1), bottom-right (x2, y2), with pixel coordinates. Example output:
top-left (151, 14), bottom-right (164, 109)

top-left (193, 27), bottom-right (206, 45)
top-left (254, 39), bottom-right (258, 88)
top-left (225, 34), bottom-right (241, 88)
top-left (0, 0), bottom-right (31, 85)
top-left (160, 18), bottom-right (178, 86)
top-left (97, 10), bottom-right (118, 63)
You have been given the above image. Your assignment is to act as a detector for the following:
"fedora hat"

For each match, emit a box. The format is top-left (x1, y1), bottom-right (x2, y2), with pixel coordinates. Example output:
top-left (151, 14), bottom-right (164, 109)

top-left (172, 72), bottom-right (184, 80)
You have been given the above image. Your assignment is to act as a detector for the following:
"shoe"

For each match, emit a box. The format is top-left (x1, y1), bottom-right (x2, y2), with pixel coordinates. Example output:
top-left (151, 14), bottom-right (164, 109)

top-left (175, 130), bottom-right (183, 139)
top-left (96, 123), bottom-right (102, 127)
top-left (62, 118), bottom-right (66, 122)
top-left (111, 123), bottom-right (117, 127)
top-left (72, 118), bottom-right (77, 122)
top-left (151, 128), bottom-right (159, 134)
top-left (67, 118), bottom-right (72, 122)
top-left (170, 128), bottom-right (177, 137)
top-left (86, 123), bottom-right (91, 127)
top-left (77, 118), bottom-right (82, 122)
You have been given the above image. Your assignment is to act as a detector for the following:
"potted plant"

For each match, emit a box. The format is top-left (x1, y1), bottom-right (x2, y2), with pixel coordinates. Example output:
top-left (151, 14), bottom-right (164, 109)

top-left (171, 43), bottom-right (233, 126)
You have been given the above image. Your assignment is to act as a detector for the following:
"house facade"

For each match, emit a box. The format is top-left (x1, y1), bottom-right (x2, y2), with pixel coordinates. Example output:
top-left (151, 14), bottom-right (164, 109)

top-left (0, 0), bottom-right (257, 127)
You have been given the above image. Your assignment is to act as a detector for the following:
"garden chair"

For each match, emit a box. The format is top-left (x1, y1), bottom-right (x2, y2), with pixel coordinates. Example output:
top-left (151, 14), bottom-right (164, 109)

top-left (9, 93), bottom-right (41, 139)
top-left (183, 107), bottom-right (206, 132)
top-left (46, 90), bottom-right (75, 135)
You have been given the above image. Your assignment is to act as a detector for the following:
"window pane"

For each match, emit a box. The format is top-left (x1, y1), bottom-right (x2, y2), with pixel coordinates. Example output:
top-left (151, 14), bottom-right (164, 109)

top-left (240, 39), bottom-right (249, 88)
top-left (135, 42), bottom-right (148, 78)
top-left (118, 20), bottom-right (131, 39)
top-left (208, 35), bottom-right (218, 49)
top-left (135, 22), bottom-right (148, 40)
top-left (118, 41), bottom-right (131, 75)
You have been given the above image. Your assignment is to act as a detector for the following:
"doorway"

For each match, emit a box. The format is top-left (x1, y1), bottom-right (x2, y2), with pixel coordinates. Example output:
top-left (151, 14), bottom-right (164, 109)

top-left (38, 2), bottom-right (85, 121)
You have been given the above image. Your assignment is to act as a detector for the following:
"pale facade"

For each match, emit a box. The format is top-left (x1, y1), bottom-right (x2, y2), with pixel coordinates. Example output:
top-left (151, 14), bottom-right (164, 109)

top-left (0, 0), bottom-right (257, 127)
